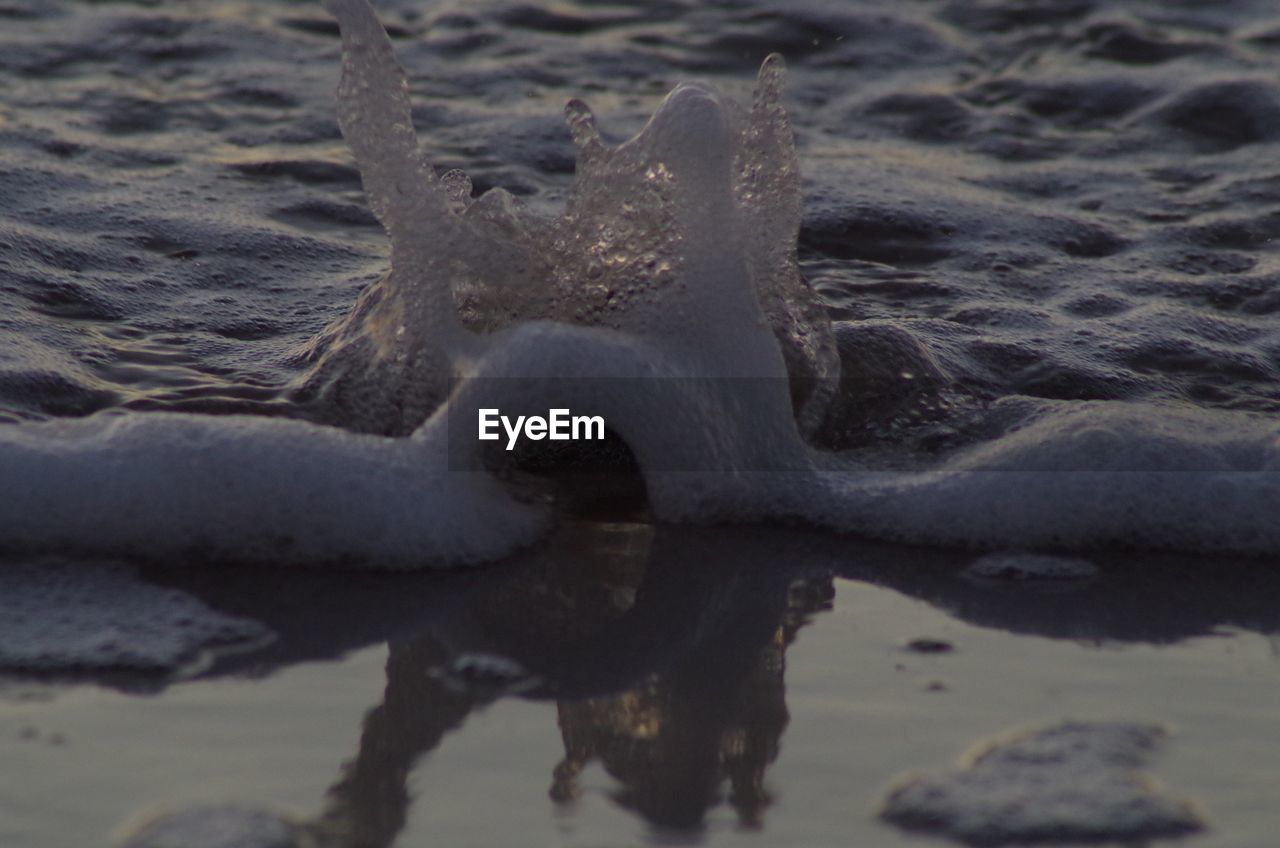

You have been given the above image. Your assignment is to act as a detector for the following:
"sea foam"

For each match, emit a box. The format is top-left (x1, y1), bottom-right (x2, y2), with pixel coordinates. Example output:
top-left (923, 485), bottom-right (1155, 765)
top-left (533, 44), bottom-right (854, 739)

top-left (0, 559), bottom-right (267, 672)
top-left (0, 413), bottom-right (545, 567)
top-left (0, 0), bottom-right (1277, 569)
top-left (881, 722), bottom-right (1204, 844)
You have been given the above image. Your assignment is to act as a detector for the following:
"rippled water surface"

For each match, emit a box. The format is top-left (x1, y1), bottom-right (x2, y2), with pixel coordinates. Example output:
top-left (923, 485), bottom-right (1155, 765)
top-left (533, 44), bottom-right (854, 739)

top-left (2, 0), bottom-right (1280, 845)
top-left (3, 0), bottom-right (1279, 424)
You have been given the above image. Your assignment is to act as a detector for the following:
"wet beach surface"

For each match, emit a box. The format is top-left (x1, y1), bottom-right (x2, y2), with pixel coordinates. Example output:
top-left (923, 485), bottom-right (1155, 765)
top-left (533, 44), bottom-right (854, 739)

top-left (2, 0), bottom-right (1280, 845)
top-left (3, 524), bottom-right (1280, 846)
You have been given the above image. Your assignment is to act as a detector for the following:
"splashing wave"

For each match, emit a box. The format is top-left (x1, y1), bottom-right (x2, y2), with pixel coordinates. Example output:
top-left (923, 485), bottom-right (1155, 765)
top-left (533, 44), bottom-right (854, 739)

top-left (1, 0), bottom-right (1277, 567)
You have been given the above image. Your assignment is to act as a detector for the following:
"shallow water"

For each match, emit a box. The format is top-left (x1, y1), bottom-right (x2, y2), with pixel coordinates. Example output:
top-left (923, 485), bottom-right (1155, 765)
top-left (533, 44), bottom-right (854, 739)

top-left (2, 0), bottom-right (1280, 844)
top-left (3, 525), bottom-right (1280, 847)
top-left (3, 0), bottom-right (1279, 425)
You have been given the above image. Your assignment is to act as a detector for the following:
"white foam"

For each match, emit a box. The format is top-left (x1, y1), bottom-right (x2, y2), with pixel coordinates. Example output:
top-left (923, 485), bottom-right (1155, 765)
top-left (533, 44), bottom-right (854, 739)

top-left (881, 721), bottom-right (1204, 844)
top-left (0, 559), bottom-right (267, 672)
top-left (806, 402), bottom-right (1280, 556)
top-left (313, 0), bottom-right (1280, 561)
top-left (0, 1), bottom-right (1277, 569)
top-left (0, 413), bottom-right (546, 567)
top-left (304, 0), bottom-right (835, 437)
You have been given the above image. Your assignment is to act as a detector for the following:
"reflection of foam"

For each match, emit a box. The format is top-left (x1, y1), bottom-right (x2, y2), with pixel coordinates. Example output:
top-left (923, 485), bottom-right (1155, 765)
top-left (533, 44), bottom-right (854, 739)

top-left (312, 525), bottom-right (830, 841)
top-left (551, 575), bottom-right (822, 830)
top-left (105, 525), bottom-right (826, 846)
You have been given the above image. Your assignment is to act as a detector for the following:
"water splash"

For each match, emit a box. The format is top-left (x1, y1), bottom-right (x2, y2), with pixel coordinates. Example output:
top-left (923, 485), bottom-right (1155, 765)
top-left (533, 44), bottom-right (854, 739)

top-left (295, 0), bottom-right (837, 438)
top-left (0, 0), bottom-right (1277, 567)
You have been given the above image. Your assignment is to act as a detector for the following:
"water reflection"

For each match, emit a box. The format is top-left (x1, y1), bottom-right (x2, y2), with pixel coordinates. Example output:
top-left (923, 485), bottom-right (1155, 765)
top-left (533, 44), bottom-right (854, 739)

top-left (316, 635), bottom-right (471, 848)
top-left (549, 578), bottom-right (827, 831)
top-left (47, 523), bottom-right (1280, 846)
top-left (308, 523), bottom-right (833, 845)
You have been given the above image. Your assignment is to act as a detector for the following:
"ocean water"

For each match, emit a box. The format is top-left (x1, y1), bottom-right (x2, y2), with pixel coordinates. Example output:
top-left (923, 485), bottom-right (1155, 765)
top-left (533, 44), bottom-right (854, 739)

top-left (1, 0), bottom-right (1279, 845)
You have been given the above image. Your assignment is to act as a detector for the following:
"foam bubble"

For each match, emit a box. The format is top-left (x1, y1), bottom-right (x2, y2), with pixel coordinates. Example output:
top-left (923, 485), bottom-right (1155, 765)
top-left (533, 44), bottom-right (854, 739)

top-left (116, 804), bottom-right (305, 848)
top-left (964, 551), bottom-right (1099, 581)
top-left (807, 402), bottom-right (1280, 557)
top-left (0, 559), bottom-right (267, 672)
top-left (0, 413), bottom-right (547, 567)
top-left (298, 0), bottom-right (835, 437)
top-left (881, 721), bottom-right (1204, 844)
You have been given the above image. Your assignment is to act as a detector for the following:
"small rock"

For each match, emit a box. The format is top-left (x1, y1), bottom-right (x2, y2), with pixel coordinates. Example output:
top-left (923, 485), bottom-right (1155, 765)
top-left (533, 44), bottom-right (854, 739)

top-left (905, 638), bottom-right (955, 654)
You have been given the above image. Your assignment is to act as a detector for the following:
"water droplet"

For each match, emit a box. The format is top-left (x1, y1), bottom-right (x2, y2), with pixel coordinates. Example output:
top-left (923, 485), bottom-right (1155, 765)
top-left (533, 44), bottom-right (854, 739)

top-left (440, 169), bottom-right (472, 203)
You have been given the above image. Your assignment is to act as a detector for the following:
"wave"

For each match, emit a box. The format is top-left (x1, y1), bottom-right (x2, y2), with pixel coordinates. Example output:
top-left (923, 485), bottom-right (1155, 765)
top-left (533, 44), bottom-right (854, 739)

top-left (1, 0), bottom-right (1277, 568)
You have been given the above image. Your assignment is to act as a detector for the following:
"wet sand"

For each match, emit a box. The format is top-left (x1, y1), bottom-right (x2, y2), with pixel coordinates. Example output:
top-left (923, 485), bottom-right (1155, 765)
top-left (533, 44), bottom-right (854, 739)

top-left (2, 524), bottom-right (1279, 846)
